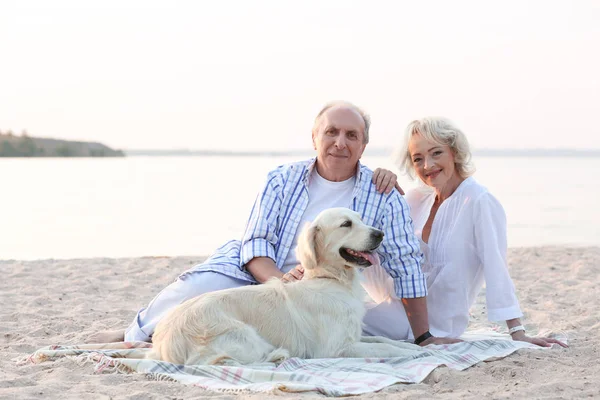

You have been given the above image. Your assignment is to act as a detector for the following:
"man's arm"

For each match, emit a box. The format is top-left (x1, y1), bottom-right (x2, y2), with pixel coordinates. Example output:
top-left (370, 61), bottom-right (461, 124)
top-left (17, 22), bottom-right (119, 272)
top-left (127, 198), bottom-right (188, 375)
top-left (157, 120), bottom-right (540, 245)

top-left (378, 193), bottom-right (428, 339)
top-left (378, 191), bottom-right (427, 300)
top-left (401, 297), bottom-right (429, 339)
top-left (245, 257), bottom-right (283, 283)
top-left (403, 297), bottom-right (461, 345)
top-left (239, 167), bottom-right (287, 281)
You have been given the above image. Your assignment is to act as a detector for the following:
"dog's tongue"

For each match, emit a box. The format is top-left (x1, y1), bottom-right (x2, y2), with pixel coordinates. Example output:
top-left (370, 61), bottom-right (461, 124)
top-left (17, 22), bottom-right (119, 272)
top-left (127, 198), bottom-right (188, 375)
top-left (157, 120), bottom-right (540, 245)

top-left (358, 251), bottom-right (380, 266)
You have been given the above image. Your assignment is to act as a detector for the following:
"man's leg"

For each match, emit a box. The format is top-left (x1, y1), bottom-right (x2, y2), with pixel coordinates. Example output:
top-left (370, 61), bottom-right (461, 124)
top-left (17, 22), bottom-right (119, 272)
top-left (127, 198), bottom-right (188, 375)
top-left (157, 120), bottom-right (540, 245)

top-left (126, 271), bottom-right (250, 342)
top-left (88, 271), bottom-right (250, 343)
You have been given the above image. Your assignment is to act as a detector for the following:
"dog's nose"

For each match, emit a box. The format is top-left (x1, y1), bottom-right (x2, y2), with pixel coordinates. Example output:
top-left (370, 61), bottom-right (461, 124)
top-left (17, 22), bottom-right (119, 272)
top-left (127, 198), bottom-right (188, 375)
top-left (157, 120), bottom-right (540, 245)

top-left (370, 230), bottom-right (384, 242)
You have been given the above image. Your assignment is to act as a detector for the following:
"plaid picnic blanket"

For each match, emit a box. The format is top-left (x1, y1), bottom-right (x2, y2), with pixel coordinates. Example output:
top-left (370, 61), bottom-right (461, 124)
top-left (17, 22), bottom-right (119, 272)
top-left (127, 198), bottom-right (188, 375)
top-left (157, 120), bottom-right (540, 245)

top-left (17, 335), bottom-right (554, 396)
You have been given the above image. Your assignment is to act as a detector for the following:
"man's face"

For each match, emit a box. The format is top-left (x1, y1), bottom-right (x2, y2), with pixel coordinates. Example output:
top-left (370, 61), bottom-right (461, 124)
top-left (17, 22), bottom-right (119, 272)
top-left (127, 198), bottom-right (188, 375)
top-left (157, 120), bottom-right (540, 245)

top-left (312, 106), bottom-right (367, 179)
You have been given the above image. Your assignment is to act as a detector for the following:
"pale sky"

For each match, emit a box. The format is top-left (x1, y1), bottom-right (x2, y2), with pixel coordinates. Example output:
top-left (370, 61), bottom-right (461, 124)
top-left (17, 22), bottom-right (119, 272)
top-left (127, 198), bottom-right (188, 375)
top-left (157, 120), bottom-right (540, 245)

top-left (1, 0), bottom-right (599, 151)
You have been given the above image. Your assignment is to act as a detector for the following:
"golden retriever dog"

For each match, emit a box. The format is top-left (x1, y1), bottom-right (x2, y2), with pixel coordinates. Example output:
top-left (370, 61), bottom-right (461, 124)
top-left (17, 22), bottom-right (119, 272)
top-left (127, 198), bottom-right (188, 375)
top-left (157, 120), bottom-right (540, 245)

top-left (147, 207), bottom-right (419, 365)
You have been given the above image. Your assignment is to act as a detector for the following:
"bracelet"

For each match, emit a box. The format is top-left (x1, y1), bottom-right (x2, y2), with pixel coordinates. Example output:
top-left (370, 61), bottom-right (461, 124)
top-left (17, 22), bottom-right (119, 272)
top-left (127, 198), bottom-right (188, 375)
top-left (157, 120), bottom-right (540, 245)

top-left (508, 325), bottom-right (526, 335)
top-left (414, 330), bottom-right (433, 345)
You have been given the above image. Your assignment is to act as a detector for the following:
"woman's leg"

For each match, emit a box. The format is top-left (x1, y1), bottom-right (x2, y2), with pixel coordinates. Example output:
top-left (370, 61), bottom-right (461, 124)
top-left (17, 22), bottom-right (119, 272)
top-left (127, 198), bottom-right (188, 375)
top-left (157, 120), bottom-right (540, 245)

top-left (360, 263), bottom-right (412, 340)
top-left (362, 299), bottom-right (412, 340)
top-left (124, 272), bottom-right (250, 342)
top-left (360, 262), bottom-right (396, 303)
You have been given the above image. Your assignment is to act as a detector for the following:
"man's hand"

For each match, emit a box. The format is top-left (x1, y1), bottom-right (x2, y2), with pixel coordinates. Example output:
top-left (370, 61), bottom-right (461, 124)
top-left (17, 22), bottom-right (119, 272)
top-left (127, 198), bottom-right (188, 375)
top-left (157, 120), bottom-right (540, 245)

top-left (510, 330), bottom-right (568, 348)
top-left (281, 264), bottom-right (304, 283)
top-left (419, 336), bottom-right (462, 347)
top-left (372, 168), bottom-right (404, 195)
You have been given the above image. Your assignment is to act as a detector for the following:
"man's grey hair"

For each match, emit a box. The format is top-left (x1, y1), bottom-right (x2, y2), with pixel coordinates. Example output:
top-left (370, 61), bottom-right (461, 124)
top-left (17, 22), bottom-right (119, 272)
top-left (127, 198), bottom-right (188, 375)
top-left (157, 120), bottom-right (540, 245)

top-left (313, 101), bottom-right (371, 144)
top-left (398, 117), bottom-right (476, 179)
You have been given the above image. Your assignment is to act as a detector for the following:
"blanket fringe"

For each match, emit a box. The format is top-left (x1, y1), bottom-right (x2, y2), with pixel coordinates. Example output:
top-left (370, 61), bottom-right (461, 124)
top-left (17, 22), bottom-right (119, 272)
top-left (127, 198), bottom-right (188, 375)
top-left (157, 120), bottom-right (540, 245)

top-left (14, 351), bottom-right (50, 365)
top-left (64, 353), bottom-right (135, 375)
top-left (69, 353), bottom-right (101, 368)
top-left (93, 355), bottom-right (135, 375)
top-left (145, 372), bottom-right (177, 383)
top-left (144, 371), bottom-right (280, 394)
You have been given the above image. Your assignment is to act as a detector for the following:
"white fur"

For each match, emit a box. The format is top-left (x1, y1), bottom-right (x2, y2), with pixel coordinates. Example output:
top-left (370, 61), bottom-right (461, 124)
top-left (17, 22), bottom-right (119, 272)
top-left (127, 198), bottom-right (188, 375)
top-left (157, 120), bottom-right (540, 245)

top-left (147, 207), bottom-right (420, 365)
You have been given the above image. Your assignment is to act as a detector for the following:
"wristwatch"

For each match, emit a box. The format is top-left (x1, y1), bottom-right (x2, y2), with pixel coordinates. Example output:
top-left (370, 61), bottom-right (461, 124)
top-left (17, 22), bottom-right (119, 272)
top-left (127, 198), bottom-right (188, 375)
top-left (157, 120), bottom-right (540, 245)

top-left (414, 330), bottom-right (433, 345)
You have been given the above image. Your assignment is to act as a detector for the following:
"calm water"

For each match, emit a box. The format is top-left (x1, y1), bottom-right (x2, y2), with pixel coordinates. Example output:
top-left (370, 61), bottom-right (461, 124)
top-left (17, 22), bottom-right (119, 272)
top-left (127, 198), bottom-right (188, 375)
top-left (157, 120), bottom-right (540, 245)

top-left (1, 155), bottom-right (599, 260)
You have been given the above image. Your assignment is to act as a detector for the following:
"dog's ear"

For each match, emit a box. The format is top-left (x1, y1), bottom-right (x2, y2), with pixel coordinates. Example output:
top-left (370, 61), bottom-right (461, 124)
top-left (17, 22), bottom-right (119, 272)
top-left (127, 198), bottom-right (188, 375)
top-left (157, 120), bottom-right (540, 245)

top-left (296, 223), bottom-right (321, 270)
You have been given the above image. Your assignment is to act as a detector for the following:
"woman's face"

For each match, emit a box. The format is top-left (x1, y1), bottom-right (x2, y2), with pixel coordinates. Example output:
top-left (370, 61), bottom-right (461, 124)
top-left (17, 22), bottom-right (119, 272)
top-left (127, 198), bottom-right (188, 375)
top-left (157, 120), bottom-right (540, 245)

top-left (408, 133), bottom-right (458, 189)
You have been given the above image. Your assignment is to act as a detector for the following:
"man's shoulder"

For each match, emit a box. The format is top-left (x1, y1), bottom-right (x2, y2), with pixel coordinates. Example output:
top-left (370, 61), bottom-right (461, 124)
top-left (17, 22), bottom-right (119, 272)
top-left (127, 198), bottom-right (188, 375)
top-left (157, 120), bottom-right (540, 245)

top-left (263, 158), bottom-right (313, 184)
top-left (267, 158), bottom-right (312, 174)
top-left (357, 162), bottom-right (406, 204)
top-left (358, 162), bottom-right (374, 178)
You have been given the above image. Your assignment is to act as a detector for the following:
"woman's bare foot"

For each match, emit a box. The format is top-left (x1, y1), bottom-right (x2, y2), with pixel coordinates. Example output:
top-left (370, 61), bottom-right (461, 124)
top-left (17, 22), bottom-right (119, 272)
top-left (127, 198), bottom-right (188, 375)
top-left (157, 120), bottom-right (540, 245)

top-left (86, 329), bottom-right (125, 344)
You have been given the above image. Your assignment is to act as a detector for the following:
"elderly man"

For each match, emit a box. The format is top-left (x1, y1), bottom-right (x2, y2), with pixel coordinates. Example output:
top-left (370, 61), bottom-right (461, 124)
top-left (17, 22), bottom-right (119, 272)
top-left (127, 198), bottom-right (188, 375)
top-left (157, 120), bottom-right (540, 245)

top-left (90, 101), bottom-right (456, 347)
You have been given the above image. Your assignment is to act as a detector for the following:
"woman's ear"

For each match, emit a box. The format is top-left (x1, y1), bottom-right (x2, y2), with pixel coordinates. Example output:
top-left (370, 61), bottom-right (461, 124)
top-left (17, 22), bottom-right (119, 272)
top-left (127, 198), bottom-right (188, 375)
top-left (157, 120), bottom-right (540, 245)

top-left (296, 223), bottom-right (321, 270)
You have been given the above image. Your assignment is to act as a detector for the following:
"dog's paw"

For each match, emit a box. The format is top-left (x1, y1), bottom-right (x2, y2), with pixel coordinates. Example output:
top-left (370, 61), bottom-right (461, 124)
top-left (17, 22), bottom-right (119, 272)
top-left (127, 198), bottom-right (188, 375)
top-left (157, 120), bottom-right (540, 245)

top-left (207, 355), bottom-right (241, 366)
top-left (220, 359), bottom-right (243, 367)
top-left (265, 348), bottom-right (290, 363)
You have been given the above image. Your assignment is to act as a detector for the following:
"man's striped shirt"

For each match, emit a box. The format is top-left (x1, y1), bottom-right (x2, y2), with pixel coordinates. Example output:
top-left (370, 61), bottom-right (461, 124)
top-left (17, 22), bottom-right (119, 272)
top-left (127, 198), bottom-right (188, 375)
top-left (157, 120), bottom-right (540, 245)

top-left (185, 158), bottom-right (427, 299)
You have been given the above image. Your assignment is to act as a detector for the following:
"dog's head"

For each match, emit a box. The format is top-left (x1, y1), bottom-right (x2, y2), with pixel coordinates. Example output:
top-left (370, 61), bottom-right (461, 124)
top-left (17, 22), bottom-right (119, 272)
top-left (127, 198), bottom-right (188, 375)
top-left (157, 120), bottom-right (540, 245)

top-left (296, 207), bottom-right (384, 273)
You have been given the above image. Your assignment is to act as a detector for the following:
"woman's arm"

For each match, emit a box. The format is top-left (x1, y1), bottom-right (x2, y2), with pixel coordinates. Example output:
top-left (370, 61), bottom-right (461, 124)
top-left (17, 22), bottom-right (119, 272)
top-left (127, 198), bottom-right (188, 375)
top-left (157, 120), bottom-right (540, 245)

top-left (475, 193), bottom-right (567, 347)
top-left (505, 318), bottom-right (568, 347)
top-left (475, 194), bottom-right (524, 322)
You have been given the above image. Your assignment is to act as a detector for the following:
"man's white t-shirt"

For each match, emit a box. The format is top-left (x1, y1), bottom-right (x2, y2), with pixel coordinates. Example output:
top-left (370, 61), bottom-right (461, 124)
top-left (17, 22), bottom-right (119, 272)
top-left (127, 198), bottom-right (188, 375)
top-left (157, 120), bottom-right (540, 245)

top-left (281, 169), bottom-right (355, 272)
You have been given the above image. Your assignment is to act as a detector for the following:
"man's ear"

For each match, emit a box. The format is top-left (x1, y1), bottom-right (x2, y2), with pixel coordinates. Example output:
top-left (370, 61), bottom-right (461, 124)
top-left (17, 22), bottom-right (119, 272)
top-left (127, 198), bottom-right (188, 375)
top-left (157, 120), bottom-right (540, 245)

top-left (296, 223), bottom-right (321, 270)
top-left (311, 130), bottom-right (317, 150)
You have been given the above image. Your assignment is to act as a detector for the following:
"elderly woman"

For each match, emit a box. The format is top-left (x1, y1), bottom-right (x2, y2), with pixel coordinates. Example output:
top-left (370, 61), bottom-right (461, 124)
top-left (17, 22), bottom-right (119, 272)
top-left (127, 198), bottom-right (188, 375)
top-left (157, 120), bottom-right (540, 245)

top-left (363, 117), bottom-right (566, 347)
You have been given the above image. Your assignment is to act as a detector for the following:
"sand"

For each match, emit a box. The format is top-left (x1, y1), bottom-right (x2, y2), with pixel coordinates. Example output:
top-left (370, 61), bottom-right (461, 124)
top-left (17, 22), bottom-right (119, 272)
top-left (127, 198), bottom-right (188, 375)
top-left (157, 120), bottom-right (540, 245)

top-left (1, 246), bottom-right (599, 399)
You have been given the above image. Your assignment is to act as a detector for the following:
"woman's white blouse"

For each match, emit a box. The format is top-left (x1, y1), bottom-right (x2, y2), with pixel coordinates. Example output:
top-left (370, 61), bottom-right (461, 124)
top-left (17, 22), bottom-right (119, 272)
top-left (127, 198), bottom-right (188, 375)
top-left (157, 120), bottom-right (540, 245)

top-left (406, 177), bottom-right (522, 337)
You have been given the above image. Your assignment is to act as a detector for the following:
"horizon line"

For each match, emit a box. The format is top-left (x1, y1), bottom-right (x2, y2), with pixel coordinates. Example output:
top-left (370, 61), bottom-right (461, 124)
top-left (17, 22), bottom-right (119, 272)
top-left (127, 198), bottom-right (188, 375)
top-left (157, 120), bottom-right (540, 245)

top-left (123, 147), bottom-right (600, 157)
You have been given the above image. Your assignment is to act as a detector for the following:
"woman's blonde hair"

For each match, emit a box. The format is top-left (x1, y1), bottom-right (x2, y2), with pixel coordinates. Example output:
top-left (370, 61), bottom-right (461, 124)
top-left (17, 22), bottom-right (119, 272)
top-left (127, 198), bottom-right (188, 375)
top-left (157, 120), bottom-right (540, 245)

top-left (398, 117), bottom-right (475, 179)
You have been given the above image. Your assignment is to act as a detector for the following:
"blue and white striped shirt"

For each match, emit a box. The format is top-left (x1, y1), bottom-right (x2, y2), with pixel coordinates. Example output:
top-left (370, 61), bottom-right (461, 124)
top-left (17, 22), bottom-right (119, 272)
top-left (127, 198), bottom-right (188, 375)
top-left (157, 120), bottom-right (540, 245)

top-left (185, 158), bottom-right (427, 299)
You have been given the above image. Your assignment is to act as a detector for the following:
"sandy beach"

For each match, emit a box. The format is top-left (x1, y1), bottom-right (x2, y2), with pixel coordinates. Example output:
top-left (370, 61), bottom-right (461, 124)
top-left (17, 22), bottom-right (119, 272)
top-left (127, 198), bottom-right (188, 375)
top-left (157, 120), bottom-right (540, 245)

top-left (2, 246), bottom-right (598, 399)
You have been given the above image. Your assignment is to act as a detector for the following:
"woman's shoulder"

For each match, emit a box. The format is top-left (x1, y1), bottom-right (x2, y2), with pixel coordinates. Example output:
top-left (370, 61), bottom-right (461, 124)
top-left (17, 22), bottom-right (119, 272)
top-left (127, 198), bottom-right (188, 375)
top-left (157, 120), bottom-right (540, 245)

top-left (460, 178), bottom-right (506, 216)
top-left (404, 177), bottom-right (504, 212)
top-left (405, 185), bottom-right (434, 207)
top-left (458, 177), bottom-right (496, 201)
top-left (458, 177), bottom-right (485, 194)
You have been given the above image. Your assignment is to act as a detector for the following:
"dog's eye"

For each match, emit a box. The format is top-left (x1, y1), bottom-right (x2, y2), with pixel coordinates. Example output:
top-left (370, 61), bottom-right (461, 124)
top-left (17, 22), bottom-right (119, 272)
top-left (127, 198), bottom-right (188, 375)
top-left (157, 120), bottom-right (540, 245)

top-left (340, 220), bottom-right (352, 228)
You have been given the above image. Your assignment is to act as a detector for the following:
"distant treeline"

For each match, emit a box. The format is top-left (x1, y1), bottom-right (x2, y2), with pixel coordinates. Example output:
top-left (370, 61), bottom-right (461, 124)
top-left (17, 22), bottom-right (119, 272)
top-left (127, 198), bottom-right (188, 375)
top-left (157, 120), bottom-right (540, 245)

top-left (0, 130), bottom-right (125, 157)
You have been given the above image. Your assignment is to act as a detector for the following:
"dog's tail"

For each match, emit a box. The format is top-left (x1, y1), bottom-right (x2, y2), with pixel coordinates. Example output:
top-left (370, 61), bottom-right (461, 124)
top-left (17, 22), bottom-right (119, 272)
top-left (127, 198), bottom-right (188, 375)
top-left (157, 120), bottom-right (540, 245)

top-left (144, 327), bottom-right (170, 362)
top-left (145, 346), bottom-right (161, 361)
top-left (144, 319), bottom-right (191, 364)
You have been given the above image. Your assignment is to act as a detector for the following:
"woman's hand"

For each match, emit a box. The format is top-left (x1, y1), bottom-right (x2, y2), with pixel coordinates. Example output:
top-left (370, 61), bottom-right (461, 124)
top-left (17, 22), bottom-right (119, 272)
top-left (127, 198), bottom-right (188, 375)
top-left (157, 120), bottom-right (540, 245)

top-left (372, 168), bottom-right (404, 195)
top-left (281, 264), bottom-right (304, 283)
top-left (510, 331), bottom-right (568, 348)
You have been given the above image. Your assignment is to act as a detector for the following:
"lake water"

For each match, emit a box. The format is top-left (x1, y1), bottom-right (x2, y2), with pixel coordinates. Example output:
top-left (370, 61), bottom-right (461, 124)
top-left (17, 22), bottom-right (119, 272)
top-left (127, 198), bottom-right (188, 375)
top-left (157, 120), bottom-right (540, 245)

top-left (1, 155), bottom-right (598, 260)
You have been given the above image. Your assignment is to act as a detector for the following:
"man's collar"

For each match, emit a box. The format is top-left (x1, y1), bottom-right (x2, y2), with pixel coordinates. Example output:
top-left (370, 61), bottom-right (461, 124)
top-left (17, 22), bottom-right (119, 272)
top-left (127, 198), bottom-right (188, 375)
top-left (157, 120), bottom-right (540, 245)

top-left (303, 158), bottom-right (365, 187)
